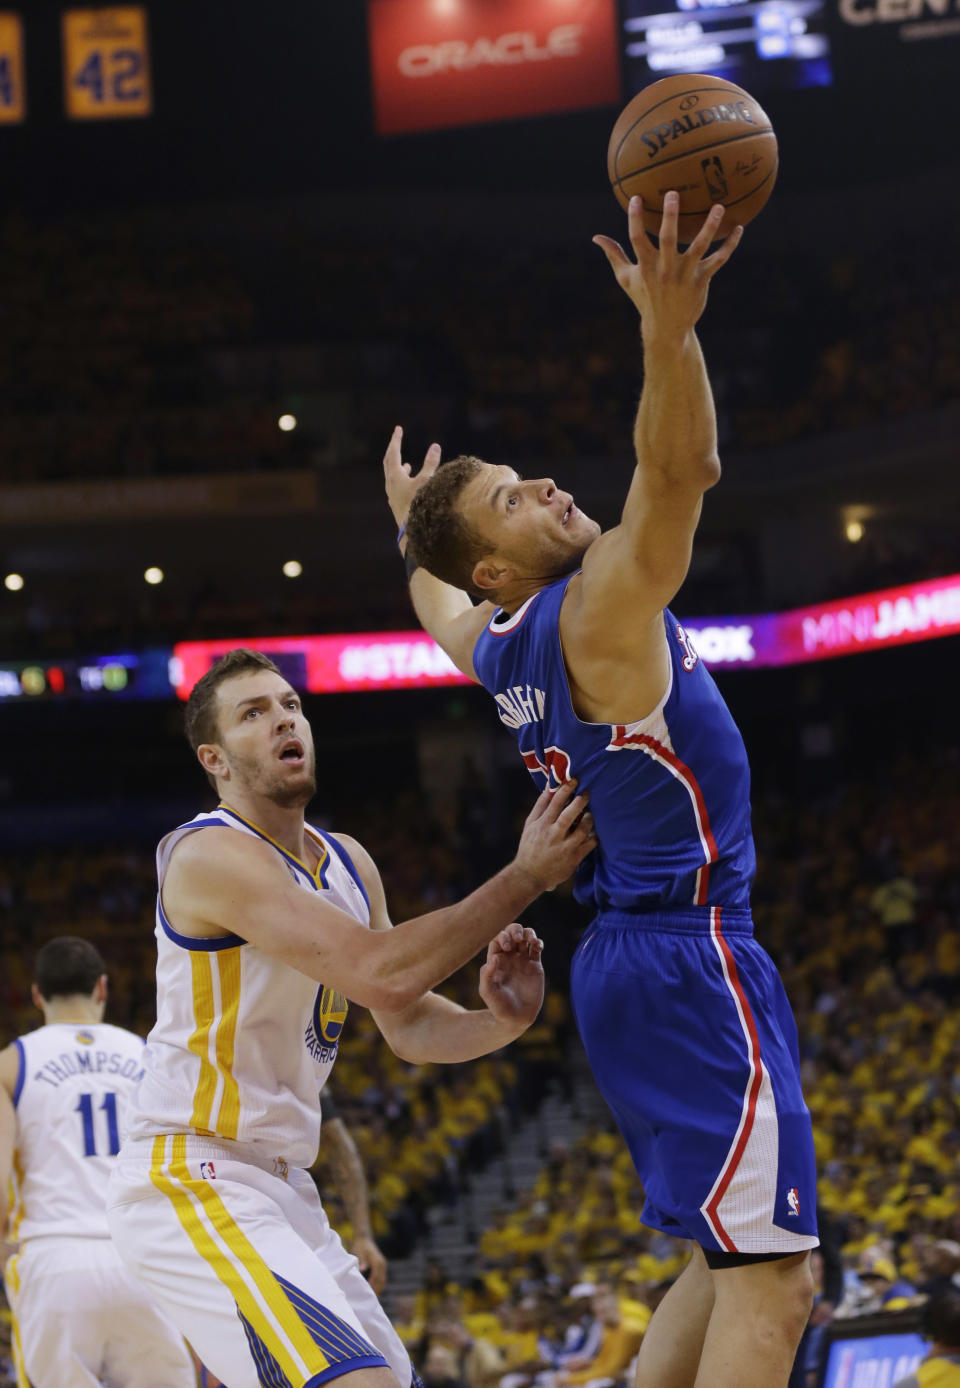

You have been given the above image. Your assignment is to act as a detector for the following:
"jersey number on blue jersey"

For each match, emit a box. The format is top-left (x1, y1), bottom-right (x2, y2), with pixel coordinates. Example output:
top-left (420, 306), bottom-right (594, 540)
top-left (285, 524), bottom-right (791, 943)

top-left (75, 1091), bottom-right (120, 1157)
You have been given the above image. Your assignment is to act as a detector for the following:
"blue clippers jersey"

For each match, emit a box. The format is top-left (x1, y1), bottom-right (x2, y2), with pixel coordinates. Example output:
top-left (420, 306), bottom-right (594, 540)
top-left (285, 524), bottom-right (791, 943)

top-left (473, 575), bottom-right (756, 912)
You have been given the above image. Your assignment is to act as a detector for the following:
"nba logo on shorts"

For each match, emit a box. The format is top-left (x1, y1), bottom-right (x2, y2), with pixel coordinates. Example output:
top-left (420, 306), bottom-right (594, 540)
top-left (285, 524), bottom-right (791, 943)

top-left (200, 1161), bottom-right (216, 1180)
top-left (786, 1187), bottom-right (800, 1217)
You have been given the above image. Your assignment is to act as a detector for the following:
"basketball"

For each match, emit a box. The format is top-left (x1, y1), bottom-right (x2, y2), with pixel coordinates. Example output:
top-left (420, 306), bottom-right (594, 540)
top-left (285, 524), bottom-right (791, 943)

top-left (607, 74), bottom-right (778, 243)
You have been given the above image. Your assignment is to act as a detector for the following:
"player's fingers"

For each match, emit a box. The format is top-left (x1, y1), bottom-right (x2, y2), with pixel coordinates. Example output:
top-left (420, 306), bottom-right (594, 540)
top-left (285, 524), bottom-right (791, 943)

top-left (528, 784), bottom-right (555, 821)
top-left (494, 924), bottom-right (522, 952)
top-left (627, 196), bottom-right (657, 266)
top-left (524, 930), bottom-right (544, 958)
top-left (556, 791), bottom-right (590, 829)
top-left (702, 223), bottom-right (744, 276)
top-left (383, 424), bottom-right (402, 465)
top-left (658, 191), bottom-right (680, 256)
top-left (544, 778), bottom-right (579, 819)
top-left (422, 442), bottom-right (442, 477)
top-left (592, 235), bottom-right (632, 277)
top-left (577, 810), bottom-right (597, 841)
top-left (687, 203), bottom-right (726, 260)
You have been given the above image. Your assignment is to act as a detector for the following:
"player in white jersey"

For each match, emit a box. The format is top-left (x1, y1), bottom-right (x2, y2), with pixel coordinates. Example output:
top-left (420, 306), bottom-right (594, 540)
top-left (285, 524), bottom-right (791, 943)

top-left (0, 935), bottom-right (195, 1388)
top-left (106, 647), bottom-right (595, 1388)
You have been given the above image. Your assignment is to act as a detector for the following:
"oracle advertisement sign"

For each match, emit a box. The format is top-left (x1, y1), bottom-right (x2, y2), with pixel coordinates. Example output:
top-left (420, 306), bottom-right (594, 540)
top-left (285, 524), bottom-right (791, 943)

top-left (367, 0), bottom-right (622, 135)
top-left (170, 572), bottom-right (960, 698)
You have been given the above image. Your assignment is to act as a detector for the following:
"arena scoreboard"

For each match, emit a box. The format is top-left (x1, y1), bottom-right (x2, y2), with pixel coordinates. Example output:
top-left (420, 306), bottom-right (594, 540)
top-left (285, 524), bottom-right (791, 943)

top-left (0, 11), bottom-right (25, 124)
top-left (62, 5), bottom-right (151, 120)
top-left (621, 0), bottom-right (833, 91)
top-left (0, 650), bottom-right (171, 701)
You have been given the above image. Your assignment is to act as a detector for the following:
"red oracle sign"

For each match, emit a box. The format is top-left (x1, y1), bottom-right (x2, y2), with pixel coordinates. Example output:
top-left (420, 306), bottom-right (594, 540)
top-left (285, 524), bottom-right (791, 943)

top-left (368, 0), bottom-right (621, 135)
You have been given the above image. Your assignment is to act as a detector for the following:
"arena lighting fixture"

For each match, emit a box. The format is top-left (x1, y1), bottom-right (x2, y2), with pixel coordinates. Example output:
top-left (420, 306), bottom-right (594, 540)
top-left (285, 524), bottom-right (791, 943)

top-left (282, 560), bottom-right (303, 578)
top-left (431, 0), bottom-right (460, 14)
top-left (278, 414), bottom-right (297, 432)
top-left (144, 566), bottom-right (164, 585)
top-left (4, 573), bottom-right (24, 591)
top-left (846, 520), bottom-right (865, 543)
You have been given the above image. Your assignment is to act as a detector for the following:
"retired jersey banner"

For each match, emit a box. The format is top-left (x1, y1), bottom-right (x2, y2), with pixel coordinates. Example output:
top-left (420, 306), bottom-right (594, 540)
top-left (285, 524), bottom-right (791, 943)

top-left (0, 12), bottom-right (25, 124)
top-left (62, 6), bottom-right (152, 120)
top-left (368, 0), bottom-right (621, 135)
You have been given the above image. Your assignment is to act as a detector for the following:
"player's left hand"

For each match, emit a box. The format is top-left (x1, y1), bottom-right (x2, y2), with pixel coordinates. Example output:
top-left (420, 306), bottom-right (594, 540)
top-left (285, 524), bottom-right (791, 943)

top-left (383, 425), bottom-right (442, 532)
top-left (593, 192), bottom-right (742, 341)
top-left (352, 1232), bottom-right (388, 1296)
top-left (479, 924), bottom-right (545, 1028)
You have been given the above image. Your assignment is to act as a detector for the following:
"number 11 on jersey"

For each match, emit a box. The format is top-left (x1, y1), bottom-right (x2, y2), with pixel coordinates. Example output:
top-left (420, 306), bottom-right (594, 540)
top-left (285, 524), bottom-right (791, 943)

top-left (75, 1091), bottom-right (121, 1157)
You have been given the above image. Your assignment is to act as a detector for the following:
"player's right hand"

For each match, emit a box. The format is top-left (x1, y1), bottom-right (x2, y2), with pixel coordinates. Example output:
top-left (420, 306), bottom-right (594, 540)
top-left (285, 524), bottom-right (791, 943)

top-left (383, 425), bottom-right (442, 531)
top-left (514, 779), bottom-right (597, 890)
top-left (593, 192), bottom-right (742, 340)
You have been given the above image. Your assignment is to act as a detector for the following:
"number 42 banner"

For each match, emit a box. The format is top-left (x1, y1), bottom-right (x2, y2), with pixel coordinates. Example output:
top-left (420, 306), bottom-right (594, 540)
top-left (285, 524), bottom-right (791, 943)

top-left (62, 5), bottom-right (152, 119)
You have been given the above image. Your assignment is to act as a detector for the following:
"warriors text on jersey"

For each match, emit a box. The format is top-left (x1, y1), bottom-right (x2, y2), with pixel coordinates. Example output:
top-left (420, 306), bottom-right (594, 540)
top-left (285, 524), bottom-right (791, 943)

top-left (8, 1022), bottom-right (145, 1242)
top-left (125, 804), bottom-right (371, 1168)
top-left (472, 575), bottom-right (757, 912)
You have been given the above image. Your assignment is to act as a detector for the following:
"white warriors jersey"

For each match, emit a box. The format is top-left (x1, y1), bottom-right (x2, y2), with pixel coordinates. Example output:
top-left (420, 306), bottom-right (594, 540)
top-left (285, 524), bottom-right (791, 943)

top-left (9, 1021), bottom-right (146, 1242)
top-left (125, 805), bottom-right (370, 1168)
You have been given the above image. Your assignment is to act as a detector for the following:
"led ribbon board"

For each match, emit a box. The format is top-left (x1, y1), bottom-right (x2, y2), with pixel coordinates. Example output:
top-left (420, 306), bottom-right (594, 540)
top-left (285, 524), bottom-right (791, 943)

top-left (170, 572), bottom-right (960, 697)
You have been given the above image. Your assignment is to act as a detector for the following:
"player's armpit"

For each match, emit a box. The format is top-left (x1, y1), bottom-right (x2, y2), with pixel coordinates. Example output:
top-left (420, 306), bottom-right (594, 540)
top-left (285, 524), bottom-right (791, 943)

top-left (407, 570), bottom-right (493, 681)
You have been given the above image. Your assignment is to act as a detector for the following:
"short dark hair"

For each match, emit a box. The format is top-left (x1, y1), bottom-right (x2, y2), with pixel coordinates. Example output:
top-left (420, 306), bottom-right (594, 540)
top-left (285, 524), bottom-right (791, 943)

top-left (185, 648), bottom-right (282, 753)
top-left (34, 936), bottom-right (106, 999)
top-left (922, 1289), bottom-right (960, 1348)
top-left (406, 456), bottom-right (490, 597)
top-left (185, 648), bottom-right (283, 789)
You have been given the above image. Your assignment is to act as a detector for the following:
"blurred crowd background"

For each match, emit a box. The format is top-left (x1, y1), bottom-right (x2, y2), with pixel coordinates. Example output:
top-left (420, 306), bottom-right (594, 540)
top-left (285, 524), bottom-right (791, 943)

top-left (2, 747), bottom-right (959, 1386)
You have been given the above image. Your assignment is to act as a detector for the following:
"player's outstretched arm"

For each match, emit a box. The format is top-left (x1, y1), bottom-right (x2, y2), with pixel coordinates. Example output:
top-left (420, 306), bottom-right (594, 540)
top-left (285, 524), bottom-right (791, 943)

top-left (582, 192), bottom-right (743, 626)
top-left (332, 830), bottom-right (547, 1064)
top-left (163, 783), bottom-right (595, 1014)
top-left (383, 425), bottom-right (493, 679)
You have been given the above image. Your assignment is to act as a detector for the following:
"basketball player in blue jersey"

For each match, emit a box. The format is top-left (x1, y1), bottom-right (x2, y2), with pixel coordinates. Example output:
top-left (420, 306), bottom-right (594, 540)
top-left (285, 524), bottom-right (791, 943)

top-left (106, 648), bottom-right (595, 1388)
top-left (383, 193), bottom-right (818, 1388)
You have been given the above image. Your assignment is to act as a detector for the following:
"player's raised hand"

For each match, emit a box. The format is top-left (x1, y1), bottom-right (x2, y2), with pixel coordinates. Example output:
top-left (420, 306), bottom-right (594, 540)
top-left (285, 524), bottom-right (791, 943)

top-left (593, 192), bottom-right (743, 339)
top-left (383, 425), bottom-right (442, 531)
top-left (514, 779), bottom-right (596, 890)
top-left (479, 924), bottom-right (545, 1028)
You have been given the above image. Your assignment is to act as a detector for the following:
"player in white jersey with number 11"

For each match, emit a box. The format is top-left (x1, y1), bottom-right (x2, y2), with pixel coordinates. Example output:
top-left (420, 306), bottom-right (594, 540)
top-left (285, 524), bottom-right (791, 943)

top-left (0, 935), bottom-right (195, 1388)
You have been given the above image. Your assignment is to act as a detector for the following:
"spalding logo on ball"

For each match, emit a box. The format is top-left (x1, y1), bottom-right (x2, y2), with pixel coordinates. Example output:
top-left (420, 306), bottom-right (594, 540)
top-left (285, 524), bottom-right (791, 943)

top-left (608, 74), bottom-right (778, 242)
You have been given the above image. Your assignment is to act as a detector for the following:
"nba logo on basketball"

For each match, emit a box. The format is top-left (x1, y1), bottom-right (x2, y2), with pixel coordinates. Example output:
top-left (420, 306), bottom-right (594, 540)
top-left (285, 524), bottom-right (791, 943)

top-left (786, 1187), bottom-right (800, 1217)
top-left (200, 1161), bottom-right (216, 1180)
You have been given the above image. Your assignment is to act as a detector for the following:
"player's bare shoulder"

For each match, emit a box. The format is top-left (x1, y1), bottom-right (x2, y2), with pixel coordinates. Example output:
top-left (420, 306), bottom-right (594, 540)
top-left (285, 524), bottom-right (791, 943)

top-left (163, 825), bottom-right (291, 937)
top-left (327, 832), bottom-right (391, 930)
top-left (559, 560), bottom-right (672, 724)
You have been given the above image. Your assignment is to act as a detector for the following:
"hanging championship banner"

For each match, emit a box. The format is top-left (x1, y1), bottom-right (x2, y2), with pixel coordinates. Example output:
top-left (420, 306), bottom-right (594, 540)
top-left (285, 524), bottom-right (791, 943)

top-left (0, 12), bottom-right (25, 124)
top-left (62, 6), bottom-right (152, 120)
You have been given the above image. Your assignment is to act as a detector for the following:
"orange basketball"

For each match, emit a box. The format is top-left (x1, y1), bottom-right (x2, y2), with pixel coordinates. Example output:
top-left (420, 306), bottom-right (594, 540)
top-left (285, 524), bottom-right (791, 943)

top-left (607, 74), bottom-right (778, 243)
